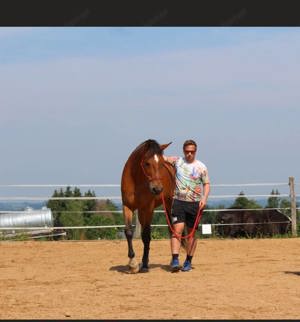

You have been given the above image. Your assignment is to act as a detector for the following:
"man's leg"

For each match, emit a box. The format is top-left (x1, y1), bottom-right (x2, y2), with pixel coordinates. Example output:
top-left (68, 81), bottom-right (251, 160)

top-left (169, 199), bottom-right (186, 271)
top-left (170, 222), bottom-right (185, 271)
top-left (186, 226), bottom-right (198, 256)
top-left (182, 203), bottom-right (199, 271)
top-left (171, 222), bottom-right (185, 253)
top-left (181, 227), bottom-right (197, 272)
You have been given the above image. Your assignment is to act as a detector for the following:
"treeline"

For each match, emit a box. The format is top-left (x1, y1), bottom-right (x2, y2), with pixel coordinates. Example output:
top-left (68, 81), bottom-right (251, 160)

top-left (47, 187), bottom-right (297, 240)
top-left (46, 187), bottom-right (122, 240)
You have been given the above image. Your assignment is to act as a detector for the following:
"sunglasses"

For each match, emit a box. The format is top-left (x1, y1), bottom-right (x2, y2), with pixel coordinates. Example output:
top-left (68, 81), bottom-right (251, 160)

top-left (184, 150), bottom-right (196, 154)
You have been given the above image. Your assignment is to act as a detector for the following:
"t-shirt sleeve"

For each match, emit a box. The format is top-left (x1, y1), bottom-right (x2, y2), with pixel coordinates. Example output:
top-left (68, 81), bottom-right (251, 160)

top-left (201, 166), bottom-right (210, 184)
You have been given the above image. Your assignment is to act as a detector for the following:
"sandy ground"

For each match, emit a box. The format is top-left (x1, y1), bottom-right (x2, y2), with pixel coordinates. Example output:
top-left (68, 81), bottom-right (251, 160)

top-left (1, 237), bottom-right (300, 320)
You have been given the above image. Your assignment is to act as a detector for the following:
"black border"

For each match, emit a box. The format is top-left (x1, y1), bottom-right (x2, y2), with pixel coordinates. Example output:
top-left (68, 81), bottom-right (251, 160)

top-left (1, 1), bottom-right (300, 322)
top-left (0, 0), bottom-right (300, 26)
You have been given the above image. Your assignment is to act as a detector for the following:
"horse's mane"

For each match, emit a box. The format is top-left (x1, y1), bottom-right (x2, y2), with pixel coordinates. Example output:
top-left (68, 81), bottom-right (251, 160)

top-left (132, 139), bottom-right (163, 158)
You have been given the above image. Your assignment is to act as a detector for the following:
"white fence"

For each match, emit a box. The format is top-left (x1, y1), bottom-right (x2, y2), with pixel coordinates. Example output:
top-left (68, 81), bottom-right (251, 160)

top-left (0, 177), bottom-right (298, 238)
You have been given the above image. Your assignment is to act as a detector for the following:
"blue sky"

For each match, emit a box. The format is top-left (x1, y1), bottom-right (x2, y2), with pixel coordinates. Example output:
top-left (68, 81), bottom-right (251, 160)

top-left (0, 27), bottom-right (299, 198)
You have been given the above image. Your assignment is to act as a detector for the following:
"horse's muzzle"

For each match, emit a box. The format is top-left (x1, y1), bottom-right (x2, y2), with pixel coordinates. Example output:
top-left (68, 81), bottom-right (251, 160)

top-left (149, 182), bottom-right (163, 195)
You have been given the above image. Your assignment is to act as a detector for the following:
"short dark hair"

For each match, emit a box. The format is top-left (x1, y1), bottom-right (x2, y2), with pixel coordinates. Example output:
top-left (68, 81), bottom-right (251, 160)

top-left (183, 139), bottom-right (197, 150)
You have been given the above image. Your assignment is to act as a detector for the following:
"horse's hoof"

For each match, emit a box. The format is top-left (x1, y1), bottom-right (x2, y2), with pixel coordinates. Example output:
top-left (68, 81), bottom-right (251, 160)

top-left (139, 266), bottom-right (149, 273)
top-left (128, 266), bottom-right (140, 274)
top-left (128, 258), bottom-right (139, 274)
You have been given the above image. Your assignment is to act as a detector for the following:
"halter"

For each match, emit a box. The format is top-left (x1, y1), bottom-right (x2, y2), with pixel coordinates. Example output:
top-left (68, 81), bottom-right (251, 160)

top-left (140, 156), bottom-right (162, 182)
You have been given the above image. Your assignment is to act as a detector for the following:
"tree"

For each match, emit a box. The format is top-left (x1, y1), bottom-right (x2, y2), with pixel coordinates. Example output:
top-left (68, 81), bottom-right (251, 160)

top-left (85, 199), bottom-right (121, 239)
top-left (82, 190), bottom-right (97, 220)
top-left (47, 186), bottom-right (98, 240)
top-left (266, 189), bottom-right (280, 209)
top-left (85, 214), bottom-right (119, 240)
top-left (47, 189), bottom-right (67, 227)
top-left (279, 198), bottom-right (291, 216)
top-left (60, 203), bottom-right (85, 240)
top-left (230, 191), bottom-right (262, 209)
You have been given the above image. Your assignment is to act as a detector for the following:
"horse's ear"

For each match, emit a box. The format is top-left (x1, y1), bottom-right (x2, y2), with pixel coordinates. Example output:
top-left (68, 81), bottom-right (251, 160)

top-left (160, 142), bottom-right (172, 151)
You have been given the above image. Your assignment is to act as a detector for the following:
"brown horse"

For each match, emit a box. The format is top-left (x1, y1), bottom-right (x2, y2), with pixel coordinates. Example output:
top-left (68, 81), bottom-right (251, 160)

top-left (121, 139), bottom-right (175, 273)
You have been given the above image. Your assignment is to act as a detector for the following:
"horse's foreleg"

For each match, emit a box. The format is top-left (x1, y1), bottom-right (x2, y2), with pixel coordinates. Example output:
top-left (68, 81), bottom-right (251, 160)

top-left (138, 208), bottom-right (153, 273)
top-left (123, 205), bottom-right (139, 273)
top-left (141, 224), bottom-right (151, 272)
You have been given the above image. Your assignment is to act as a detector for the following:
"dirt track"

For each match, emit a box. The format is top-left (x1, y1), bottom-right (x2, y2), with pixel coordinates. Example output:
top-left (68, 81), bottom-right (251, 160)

top-left (1, 238), bottom-right (300, 319)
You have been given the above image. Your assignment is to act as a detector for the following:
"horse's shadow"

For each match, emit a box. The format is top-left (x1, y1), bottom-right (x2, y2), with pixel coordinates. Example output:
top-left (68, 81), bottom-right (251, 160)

top-left (110, 263), bottom-right (172, 274)
top-left (284, 271), bottom-right (300, 276)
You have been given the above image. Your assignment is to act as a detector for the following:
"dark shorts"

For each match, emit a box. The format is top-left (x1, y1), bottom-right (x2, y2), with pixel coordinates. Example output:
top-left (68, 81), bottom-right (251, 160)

top-left (171, 199), bottom-right (200, 228)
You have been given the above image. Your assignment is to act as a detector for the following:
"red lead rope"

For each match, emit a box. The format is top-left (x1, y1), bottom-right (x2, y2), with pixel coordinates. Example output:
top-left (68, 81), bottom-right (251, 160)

top-left (160, 192), bottom-right (204, 239)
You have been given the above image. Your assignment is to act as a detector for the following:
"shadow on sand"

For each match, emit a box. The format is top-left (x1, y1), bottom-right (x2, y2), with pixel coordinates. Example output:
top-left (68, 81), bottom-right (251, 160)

top-left (284, 271), bottom-right (300, 276)
top-left (109, 263), bottom-right (175, 274)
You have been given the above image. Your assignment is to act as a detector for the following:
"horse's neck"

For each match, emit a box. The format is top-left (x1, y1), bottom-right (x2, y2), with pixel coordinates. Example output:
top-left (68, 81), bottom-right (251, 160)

top-left (163, 162), bottom-right (175, 177)
top-left (123, 149), bottom-right (144, 180)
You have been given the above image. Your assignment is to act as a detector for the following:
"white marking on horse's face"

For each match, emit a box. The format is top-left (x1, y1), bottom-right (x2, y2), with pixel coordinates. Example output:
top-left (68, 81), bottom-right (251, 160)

top-left (154, 154), bottom-right (159, 163)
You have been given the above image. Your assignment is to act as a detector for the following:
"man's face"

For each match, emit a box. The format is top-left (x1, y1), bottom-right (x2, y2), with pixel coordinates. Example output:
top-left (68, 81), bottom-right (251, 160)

top-left (183, 144), bottom-right (197, 163)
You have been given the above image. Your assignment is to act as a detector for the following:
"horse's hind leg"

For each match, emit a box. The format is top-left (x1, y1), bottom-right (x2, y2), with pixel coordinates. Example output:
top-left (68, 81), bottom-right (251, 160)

top-left (123, 205), bottom-right (139, 273)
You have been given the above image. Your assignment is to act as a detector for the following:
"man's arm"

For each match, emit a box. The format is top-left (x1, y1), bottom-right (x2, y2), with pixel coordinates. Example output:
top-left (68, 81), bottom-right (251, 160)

top-left (163, 155), bottom-right (178, 165)
top-left (199, 183), bottom-right (210, 210)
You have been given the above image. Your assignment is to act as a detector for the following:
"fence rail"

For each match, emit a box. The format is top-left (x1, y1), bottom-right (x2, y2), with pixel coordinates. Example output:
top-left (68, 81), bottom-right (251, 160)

top-left (0, 221), bottom-right (292, 231)
top-left (0, 177), bottom-right (298, 238)
top-left (0, 182), bottom-right (294, 187)
top-left (0, 193), bottom-right (295, 201)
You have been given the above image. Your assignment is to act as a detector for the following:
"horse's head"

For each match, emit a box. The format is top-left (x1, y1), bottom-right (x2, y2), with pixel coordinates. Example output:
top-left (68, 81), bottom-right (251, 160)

top-left (140, 141), bottom-right (172, 195)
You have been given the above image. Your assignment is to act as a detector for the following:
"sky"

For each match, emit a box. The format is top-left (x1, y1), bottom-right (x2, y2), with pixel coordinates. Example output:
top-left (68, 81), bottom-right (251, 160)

top-left (0, 27), bottom-right (299, 200)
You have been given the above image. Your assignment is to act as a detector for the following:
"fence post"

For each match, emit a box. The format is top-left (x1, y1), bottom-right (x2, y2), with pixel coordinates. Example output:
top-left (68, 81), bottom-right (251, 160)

top-left (289, 176), bottom-right (297, 237)
top-left (134, 210), bottom-right (141, 239)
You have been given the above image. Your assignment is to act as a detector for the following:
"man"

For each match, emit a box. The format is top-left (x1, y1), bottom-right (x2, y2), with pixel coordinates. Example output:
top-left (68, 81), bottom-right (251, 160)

top-left (164, 139), bottom-right (210, 272)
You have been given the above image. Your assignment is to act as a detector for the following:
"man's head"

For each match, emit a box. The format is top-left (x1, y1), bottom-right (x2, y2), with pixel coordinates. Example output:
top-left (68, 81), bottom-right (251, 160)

top-left (183, 139), bottom-right (197, 163)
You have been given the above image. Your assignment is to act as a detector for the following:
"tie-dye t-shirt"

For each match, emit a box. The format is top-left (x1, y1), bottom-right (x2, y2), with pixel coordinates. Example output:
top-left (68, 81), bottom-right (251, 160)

top-left (165, 156), bottom-right (210, 202)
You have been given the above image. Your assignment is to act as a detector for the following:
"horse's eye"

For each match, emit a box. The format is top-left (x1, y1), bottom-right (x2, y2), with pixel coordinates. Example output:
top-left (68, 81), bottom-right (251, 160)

top-left (145, 162), bottom-right (150, 166)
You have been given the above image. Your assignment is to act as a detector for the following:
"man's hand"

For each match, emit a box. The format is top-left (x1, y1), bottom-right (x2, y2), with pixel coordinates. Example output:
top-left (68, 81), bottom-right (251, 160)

top-left (199, 198), bottom-right (207, 210)
top-left (199, 183), bottom-right (210, 210)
